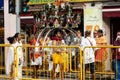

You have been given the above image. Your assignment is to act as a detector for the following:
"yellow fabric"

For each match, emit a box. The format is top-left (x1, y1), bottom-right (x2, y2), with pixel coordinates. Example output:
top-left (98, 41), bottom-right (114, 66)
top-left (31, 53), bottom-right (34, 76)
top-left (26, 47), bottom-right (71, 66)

top-left (95, 36), bottom-right (107, 45)
top-left (95, 36), bottom-right (108, 71)
top-left (52, 53), bottom-right (64, 64)
top-left (62, 52), bottom-right (68, 72)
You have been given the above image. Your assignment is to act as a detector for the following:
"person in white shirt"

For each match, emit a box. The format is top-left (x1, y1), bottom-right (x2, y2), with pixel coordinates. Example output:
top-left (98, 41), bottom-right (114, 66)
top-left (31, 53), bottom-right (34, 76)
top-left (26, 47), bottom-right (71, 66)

top-left (81, 30), bottom-right (96, 80)
top-left (73, 30), bottom-right (84, 70)
top-left (14, 33), bottom-right (24, 78)
top-left (6, 36), bottom-right (17, 80)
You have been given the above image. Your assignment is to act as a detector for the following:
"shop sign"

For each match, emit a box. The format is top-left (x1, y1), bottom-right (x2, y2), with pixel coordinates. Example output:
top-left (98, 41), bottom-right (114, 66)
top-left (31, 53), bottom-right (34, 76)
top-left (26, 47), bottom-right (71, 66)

top-left (28, 0), bottom-right (55, 5)
top-left (84, 3), bottom-right (103, 37)
top-left (28, 5), bottom-right (43, 11)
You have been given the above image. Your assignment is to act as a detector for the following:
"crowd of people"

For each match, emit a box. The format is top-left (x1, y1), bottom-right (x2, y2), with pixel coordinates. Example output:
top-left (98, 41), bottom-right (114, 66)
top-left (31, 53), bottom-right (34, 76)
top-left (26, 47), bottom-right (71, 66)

top-left (5, 29), bottom-right (120, 80)
top-left (29, 29), bottom-right (107, 80)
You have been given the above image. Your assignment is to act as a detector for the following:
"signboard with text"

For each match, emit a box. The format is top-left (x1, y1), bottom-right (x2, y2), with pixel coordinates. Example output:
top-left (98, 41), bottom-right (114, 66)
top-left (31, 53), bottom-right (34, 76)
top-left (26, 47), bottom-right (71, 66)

top-left (28, 0), bottom-right (55, 5)
top-left (68, 0), bottom-right (102, 2)
top-left (84, 3), bottom-right (103, 36)
top-left (28, 0), bottom-right (105, 5)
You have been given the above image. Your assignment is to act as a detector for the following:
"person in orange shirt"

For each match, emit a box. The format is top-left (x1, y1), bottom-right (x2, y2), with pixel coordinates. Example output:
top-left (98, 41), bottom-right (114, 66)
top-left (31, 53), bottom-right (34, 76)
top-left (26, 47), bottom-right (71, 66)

top-left (95, 29), bottom-right (108, 72)
top-left (30, 34), bottom-right (36, 61)
top-left (30, 35), bottom-right (43, 78)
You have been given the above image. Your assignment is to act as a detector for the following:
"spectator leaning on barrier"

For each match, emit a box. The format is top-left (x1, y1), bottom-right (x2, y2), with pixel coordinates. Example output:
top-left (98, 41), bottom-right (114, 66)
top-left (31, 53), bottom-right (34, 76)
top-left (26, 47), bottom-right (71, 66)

top-left (5, 36), bottom-right (16, 80)
top-left (81, 30), bottom-right (96, 80)
top-left (113, 31), bottom-right (120, 80)
top-left (73, 30), bottom-right (84, 70)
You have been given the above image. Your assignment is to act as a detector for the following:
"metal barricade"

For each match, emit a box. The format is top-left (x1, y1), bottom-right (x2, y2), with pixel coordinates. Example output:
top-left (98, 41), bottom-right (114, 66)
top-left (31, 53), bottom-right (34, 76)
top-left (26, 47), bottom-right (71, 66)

top-left (82, 45), bottom-right (119, 80)
top-left (16, 45), bottom-right (83, 80)
top-left (1, 44), bottom-right (119, 80)
top-left (0, 44), bottom-right (16, 80)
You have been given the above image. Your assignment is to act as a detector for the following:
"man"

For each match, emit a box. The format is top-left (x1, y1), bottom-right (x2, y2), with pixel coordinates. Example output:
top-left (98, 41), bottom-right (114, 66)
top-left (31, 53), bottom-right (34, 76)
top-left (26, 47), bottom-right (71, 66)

top-left (51, 30), bottom-right (65, 80)
top-left (113, 31), bottom-right (120, 80)
top-left (73, 30), bottom-right (84, 70)
top-left (81, 30), bottom-right (96, 80)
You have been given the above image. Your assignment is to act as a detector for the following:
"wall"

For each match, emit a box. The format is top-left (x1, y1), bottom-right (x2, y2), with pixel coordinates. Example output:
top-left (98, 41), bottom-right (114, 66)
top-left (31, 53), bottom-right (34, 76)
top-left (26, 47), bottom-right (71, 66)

top-left (103, 17), bottom-right (111, 71)
top-left (4, 0), bottom-right (16, 44)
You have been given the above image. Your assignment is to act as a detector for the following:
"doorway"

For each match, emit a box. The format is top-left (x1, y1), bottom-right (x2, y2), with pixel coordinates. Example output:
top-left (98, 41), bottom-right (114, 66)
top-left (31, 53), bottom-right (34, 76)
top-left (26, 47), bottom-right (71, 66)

top-left (110, 17), bottom-right (120, 44)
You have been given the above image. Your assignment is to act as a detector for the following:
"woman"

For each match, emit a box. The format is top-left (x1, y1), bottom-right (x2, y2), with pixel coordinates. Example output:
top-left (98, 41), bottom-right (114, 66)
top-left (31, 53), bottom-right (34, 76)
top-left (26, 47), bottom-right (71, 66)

top-left (6, 36), bottom-right (16, 79)
top-left (95, 29), bottom-right (108, 72)
top-left (14, 33), bottom-right (24, 78)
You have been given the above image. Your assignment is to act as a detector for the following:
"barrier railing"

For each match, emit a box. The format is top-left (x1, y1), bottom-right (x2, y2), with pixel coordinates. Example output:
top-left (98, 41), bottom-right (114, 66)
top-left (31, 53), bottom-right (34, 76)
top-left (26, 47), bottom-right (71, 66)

top-left (16, 45), bottom-right (83, 80)
top-left (83, 45), bottom-right (119, 80)
top-left (0, 44), bottom-right (17, 80)
top-left (0, 44), bottom-right (119, 80)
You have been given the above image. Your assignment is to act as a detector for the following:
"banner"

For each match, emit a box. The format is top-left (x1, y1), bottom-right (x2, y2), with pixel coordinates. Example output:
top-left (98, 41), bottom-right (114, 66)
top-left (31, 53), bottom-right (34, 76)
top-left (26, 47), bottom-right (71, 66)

top-left (28, 0), bottom-right (54, 5)
top-left (84, 3), bottom-right (102, 36)
top-left (69, 0), bottom-right (102, 2)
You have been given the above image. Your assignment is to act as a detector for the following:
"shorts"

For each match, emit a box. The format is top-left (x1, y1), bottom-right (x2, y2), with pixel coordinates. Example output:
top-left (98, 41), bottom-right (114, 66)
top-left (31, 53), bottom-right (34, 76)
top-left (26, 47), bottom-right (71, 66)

top-left (85, 62), bottom-right (95, 74)
top-left (52, 53), bottom-right (64, 64)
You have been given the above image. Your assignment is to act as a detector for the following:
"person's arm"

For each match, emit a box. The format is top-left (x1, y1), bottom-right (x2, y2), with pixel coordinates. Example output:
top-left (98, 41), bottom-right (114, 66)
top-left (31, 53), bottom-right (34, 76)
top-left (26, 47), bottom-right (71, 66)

top-left (113, 41), bottom-right (119, 56)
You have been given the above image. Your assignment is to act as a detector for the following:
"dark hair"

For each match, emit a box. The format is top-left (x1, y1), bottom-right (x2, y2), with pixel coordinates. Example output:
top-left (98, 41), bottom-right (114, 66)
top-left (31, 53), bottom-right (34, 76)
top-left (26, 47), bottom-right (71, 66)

top-left (97, 29), bottom-right (103, 34)
top-left (85, 30), bottom-right (91, 38)
top-left (7, 37), bottom-right (14, 44)
top-left (14, 33), bottom-right (19, 38)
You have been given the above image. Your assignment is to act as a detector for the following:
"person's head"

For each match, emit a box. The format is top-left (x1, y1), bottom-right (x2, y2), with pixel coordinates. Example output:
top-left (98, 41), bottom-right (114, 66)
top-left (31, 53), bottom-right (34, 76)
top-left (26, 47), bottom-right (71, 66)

top-left (14, 33), bottom-right (21, 41)
top-left (56, 31), bottom-right (62, 38)
top-left (117, 30), bottom-right (120, 36)
top-left (93, 30), bottom-right (98, 38)
top-left (30, 34), bottom-right (35, 41)
top-left (116, 36), bottom-right (120, 42)
top-left (76, 30), bottom-right (82, 38)
top-left (85, 30), bottom-right (91, 38)
top-left (7, 36), bottom-right (16, 44)
top-left (97, 29), bottom-right (103, 37)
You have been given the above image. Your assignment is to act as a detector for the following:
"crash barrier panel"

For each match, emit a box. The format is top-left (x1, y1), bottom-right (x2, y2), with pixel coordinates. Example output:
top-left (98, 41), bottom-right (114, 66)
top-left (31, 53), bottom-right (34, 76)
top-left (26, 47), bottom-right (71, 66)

top-left (1, 44), bottom-right (118, 80)
top-left (0, 44), bottom-right (17, 80)
top-left (16, 45), bottom-right (83, 80)
top-left (82, 45), bottom-right (120, 80)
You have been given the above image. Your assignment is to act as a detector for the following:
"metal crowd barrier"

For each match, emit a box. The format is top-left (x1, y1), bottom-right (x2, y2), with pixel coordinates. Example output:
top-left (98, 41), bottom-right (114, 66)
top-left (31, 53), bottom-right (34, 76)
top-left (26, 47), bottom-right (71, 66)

top-left (16, 45), bottom-right (83, 80)
top-left (82, 45), bottom-right (120, 80)
top-left (0, 44), bottom-right (17, 80)
top-left (0, 44), bottom-right (119, 80)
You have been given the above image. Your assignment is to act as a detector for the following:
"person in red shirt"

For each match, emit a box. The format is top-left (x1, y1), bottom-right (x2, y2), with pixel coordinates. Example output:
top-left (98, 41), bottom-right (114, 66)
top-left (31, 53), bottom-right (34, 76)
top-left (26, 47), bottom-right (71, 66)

top-left (113, 31), bottom-right (120, 80)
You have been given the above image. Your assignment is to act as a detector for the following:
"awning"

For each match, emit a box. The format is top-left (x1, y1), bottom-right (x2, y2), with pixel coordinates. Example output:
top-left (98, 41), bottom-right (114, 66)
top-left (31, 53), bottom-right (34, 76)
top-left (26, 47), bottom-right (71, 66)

top-left (103, 11), bottom-right (120, 17)
top-left (102, 7), bottom-right (120, 17)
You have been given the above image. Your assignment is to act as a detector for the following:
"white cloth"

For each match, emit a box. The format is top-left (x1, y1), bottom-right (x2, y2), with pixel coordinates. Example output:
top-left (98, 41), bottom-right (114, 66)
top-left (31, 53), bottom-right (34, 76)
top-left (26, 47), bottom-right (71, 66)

top-left (74, 36), bottom-right (84, 46)
top-left (48, 61), bottom-right (53, 71)
top-left (5, 43), bottom-right (16, 75)
top-left (81, 37), bottom-right (96, 64)
top-left (72, 36), bottom-right (84, 56)
top-left (31, 56), bottom-right (42, 65)
top-left (16, 41), bottom-right (24, 78)
top-left (16, 41), bottom-right (24, 60)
